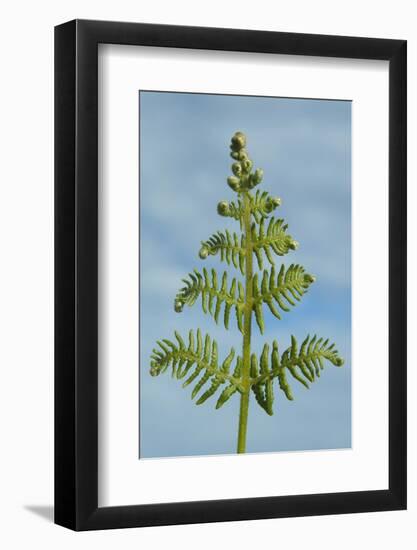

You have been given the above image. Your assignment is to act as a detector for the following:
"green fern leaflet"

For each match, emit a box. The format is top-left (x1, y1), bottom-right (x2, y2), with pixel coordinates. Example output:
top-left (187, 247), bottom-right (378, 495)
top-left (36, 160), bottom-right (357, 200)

top-left (150, 131), bottom-right (344, 453)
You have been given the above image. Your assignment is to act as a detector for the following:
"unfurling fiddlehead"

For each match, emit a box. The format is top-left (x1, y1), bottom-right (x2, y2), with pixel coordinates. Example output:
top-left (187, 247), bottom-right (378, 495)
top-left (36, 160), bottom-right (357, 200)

top-left (198, 230), bottom-right (246, 274)
top-left (216, 191), bottom-right (281, 227)
top-left (150, 131), bottom-right (345, 454)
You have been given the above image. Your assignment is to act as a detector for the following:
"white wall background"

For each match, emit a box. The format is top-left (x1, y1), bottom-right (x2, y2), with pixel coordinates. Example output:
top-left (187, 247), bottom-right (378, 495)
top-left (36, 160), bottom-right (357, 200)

top-left (0, 0), bottom-right (414, 548)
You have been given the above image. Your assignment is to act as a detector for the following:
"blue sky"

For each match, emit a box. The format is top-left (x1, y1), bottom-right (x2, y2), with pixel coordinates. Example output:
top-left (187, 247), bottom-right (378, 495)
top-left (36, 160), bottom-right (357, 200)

top-left (139, 91), bottom-right (351, 458)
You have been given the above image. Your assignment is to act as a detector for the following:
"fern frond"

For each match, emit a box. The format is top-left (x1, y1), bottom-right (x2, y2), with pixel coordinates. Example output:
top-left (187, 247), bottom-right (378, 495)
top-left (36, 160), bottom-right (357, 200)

top-left (251, 217), bottom-right (298, 269)
top-left (250, 337), bottom-right (344, 414)
top-left (174, 268), bottom-right (245, 332)
top-left (251, 264), bottom-right (316, 331)
top-left (199, 230), bottom-right (246, 274)
top-left (150, 329), bottom-right (244, 406)
top-left (150, 131), bottom-right (346, 452)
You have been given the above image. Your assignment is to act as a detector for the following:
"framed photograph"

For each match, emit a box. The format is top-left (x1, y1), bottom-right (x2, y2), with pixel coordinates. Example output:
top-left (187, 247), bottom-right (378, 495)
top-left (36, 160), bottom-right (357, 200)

top-left (55, 19), bottom-right (406, 530)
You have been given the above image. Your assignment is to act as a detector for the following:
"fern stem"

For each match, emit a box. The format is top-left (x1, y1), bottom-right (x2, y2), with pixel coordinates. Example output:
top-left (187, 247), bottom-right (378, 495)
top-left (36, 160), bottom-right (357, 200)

top-left (237, 191), bottom-right (253, 453)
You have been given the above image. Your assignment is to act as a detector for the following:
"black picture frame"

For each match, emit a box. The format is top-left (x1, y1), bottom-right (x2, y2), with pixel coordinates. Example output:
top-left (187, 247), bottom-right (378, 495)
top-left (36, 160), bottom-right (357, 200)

top-left (55, 19), bottom-right (407, 531)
